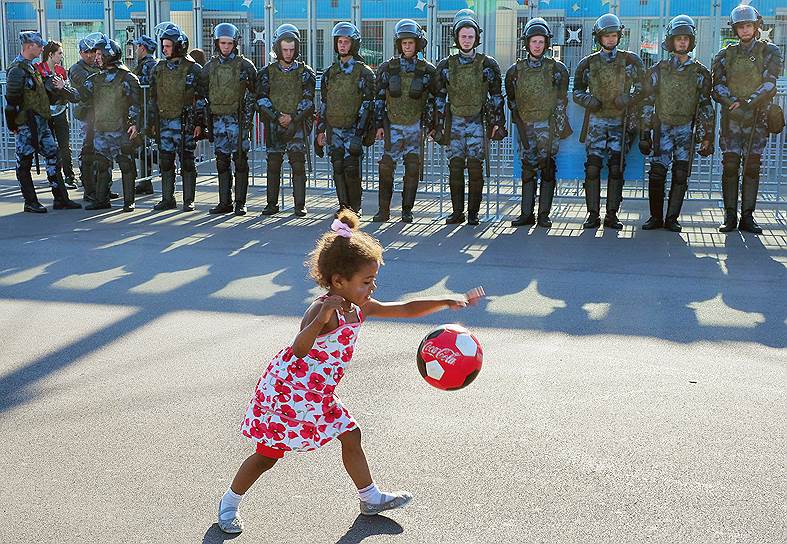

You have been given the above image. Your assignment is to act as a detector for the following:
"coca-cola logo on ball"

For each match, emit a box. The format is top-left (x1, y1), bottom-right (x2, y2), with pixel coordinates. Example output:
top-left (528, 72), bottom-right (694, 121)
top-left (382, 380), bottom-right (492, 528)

top-left (421, 341), bottom-right (459, 366)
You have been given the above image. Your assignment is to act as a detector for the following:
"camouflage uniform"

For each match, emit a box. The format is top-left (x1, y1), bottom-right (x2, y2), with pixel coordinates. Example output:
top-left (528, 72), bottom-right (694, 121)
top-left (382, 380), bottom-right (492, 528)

top-left (434, 52), bottom-right (505, 224)
top-left (257, 60), bottom-right (316, 215)
top-left (373, 55), bottom-right (436, 222)
top-left (316, 57), bottom-right (375, 215)
top-left (505, 55), bottom-right (569, 227)
top-left (79, 65), bottom-right (141, 210)
top-left (641, 56), bottom-right (714, 230)
top-left (198, 51), bottom-right (257, 215)
top-left (133, 52), bottom-right (159, 193)
top-left (712, 39), bottom-right (783, 232)
top-left (148, 55), bottom-right (203, 210)
top-left (5, 52), bottom-right (81, 212)
top-left (69, 58), bottom-right (101, 202)
top-left (573, 47), bottom-right (644, 228)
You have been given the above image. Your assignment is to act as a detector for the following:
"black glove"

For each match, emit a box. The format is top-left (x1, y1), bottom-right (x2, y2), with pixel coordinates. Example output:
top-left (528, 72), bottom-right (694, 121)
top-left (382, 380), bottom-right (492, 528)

top-left (4, 105), bottom-right (18, 132)
top-left (348, 135), bottom-right (363, 156)
top-left (586, 97), bottom-right (602, 113)
top-left (614, 94), bottom-right (632, 109)
top-left (638, 131), bottom-right (652, 156)
top-left (698, 140), bottom-right (714, 157)
top-left (727, 105), bottom-right (751, 124)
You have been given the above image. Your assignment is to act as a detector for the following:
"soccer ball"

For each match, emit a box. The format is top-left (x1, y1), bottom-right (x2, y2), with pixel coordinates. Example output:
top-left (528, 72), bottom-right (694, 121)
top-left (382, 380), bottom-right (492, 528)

top-left (416, 324), bottom-right (483, 390)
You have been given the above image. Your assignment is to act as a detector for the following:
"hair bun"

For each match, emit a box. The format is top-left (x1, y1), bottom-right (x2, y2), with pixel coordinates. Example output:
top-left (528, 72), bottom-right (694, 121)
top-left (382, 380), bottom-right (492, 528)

top-left (336, 209), bottom-right (360, 231)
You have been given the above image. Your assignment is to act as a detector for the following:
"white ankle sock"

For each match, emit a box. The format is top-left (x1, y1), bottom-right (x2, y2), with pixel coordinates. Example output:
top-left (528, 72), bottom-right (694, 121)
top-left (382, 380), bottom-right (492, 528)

top-left (219, 488), bottom-right (243, 520)
top-left (358, 483), bottom-right (395, 505)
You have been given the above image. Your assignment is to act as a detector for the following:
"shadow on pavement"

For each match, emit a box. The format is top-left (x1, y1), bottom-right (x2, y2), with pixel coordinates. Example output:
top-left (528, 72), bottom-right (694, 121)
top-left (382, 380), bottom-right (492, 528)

top-left (202, 523), bottom-right (241, 543)
top-left (335, 514), bottom-right (404, 543)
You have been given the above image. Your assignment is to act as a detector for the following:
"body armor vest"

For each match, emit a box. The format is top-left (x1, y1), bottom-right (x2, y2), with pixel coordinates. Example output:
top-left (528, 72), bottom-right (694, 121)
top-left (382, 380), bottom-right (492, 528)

top-left (69, 60), bottom-right (99, 89)
top-left (13, 61), bottom-right (50, 124)
top-left (447, 54), bottom-right (487, 117)
top-left (386, 59), bottom-right (428, 126)
top-left (515, 58), bottom-right (557, 123)
top-left (209, 57), bottom-right (243, 115)
top-left (269, 63), bottom-right (304, 114)
top-left (656, 61), bottom-right (698, 126)
top-left (325, 62), bottom-right (364, 129)
top-left (588, 52), bottom-right (628, 118)
top-left (94, 69), bottom-right (128, 132)
top-left (725, 41), bottom-right (765, 101)
top-left (156, 59), bottom-right (193, 119)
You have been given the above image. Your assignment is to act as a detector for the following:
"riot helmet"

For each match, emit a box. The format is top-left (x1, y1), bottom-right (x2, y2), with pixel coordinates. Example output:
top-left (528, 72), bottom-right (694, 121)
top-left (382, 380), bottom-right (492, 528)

top-left (273, 24), bottom-right (301, 61)
top-left (394, 19), bottom-right (427, 54)
top-left (728, 4), bottom-right (762, 39)
top-left (213, 23), bottom-right (241, 54)
top-left (662, 15), bottom-right (696, 53)
top-left (592, 13), bottom-right (624, 47)
top-left (521, 17), bottom-right (552, 55)
top-left (452, 9), bottom-right (481, 49)
top-left (332, 22), bottom-right (361, 57)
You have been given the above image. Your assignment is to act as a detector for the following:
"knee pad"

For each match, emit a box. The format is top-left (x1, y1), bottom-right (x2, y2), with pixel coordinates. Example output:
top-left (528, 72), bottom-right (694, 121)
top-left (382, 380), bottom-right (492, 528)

top-left (159, 151), bottom-right (176, 171)
top-left (378, 154), bottom-right (395, 175)
top-left (671, 160), bottom-right (689, 184)
top-left (608, 153), bottom-right (622, 177)
top-left (649, 162), bottom-right (668, 182)
top-left (585, 155), bottom-right (603, 179)
top-left (541, 157), bottom-right (557, 181)
top-left (233, 151), bottom-right (249, 173)
top-left (403, 153), bottom-right (419, 174)
top-left (116, 155), bottom-right (135, 173)
top-left (466, 158), bottom-right (483, 183)
top-left (743, 155), bottom-right (761, 177)
top-left (17, 154), bottom-right (33, 171)
top-left (95, 154), bottom-right (113, 171)
top-left (267, 151), bottom-right (284, 170)
top-left (449, 156), bottom-right (465, 172)
top-left (288, 151), bottom-right (306, 176)
top-left (344, 156), bottom-right (360, 177)
top-left (722, 152), bottom-right (740, 172)
top-left (180, 151), bottom-right (196, 173)
top-left (215, 151), bottom-right (231, 173)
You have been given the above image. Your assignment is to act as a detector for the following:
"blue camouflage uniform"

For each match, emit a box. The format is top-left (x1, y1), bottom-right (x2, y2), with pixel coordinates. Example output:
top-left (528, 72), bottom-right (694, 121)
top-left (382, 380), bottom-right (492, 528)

top-left (316, 57), bottom-right (375, 214)
top-left (69, 57), bottom-right (101, 201)
top-left (573, 47), bottom-right (645, 227)
top-left (133, 52), bottom-right (159, 189)
top-left (257, 59), bottom-right (316, 214)
top-left (372, 54), bottom-right (436, 221)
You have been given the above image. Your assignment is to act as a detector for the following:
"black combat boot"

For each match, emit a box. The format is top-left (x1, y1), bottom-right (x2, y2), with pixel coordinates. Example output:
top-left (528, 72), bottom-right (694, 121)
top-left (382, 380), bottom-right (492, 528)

top-left (373, 155), bottom-right (395, 222)
top-left (664, 160), bottom-right (689, 232)
top-left (511, 162), bottom-right (536, 227)
top-left (18, 155), bottom-right (46, 213)
top-left (345, 156), bottom-right (363, 216)
top-left (739, 155), bottom-right (762, 234)
top-left (583, 155), bottom-right (602, 228)
top-left (85, 156), bottom-right (113, 210)
top-left (642, 162), bottom-right (667, 230)
top-left (116, 155), bottom-right (136, 212)
top-left (603, 153), bottom-right (624, 230)
top-left (445, 157), bottom-right (466, 224)
top-left (466, 158), bottom-right (484, 225)
top-left (537, 158), bottom-right (557, 228)
top-left (718, 152), bottom-right (740, 232)
top-left (234, 152), bottom-right (250, 216)
top-left (154, 152), bottom-right (177, 210)
top-left (401, 153), bottom-right (420, 223)
top-left (289, 151), bottom-right (308, 216)
top-left (262, 152), bottom-right (283, 215)
top-left (210, 152), bottom-right (234, 214)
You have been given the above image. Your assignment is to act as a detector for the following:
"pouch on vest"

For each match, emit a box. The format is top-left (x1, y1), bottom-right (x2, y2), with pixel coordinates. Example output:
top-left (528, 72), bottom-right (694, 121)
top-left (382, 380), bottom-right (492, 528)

top-left (767, 103), bottom-right (785, 135)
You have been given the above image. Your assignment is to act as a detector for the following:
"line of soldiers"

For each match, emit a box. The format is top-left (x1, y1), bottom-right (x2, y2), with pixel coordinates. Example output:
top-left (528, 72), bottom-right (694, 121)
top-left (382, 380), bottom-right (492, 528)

top-left (4, 5), bottom-right (784, 233)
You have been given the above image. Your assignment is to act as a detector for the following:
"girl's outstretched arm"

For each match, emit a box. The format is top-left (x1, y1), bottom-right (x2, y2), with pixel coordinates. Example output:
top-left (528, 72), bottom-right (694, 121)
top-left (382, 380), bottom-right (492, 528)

top-left (363, 287), bottom-right (485, 319)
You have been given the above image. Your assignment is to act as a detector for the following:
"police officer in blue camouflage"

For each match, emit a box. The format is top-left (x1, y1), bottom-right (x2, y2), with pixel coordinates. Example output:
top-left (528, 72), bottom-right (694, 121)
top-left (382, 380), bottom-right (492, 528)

top-left (69, 34), bottom-right (102, 204)
top-left (79, 38), bottom-right (141, 212)
top-left (712, 4), bottom-right (784, 234)
top-left (505, 18), bottom-right (570, 228)
top-left (640, 15), bottom-right (715, 232)
top-left (148, 26), bottom-right (203, 212)
top-left (132, 34), bottom-right (159, 195)
top-left (315, 22), bottom-right (376, 217)
top-left (257, 24), bottom-right (316, 217)
top-left (573, 14), bottom-right (645, 230)
top-left (434, 9), bottom-right (506, 225)
top-left (5, 31), bottom-right (81, 213)
top-left (371, 19), bottom-right (436, 223)
top-left (199, 23), bottom-right (257, 216)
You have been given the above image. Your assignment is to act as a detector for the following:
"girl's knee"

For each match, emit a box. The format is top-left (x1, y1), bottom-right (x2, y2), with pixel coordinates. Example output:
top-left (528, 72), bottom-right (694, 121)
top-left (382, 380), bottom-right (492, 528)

top-left (252, 452), bottom-right (278, 470)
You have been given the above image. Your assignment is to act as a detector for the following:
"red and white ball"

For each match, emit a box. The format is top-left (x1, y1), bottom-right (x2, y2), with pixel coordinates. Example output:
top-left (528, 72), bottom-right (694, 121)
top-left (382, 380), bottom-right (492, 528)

top-left (416, 324), bottom-right (483, 390)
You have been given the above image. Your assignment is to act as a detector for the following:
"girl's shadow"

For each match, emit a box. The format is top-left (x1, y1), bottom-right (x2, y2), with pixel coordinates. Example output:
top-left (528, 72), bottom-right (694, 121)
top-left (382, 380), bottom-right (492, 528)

top-left (335, 514), bottom-right (404, 544)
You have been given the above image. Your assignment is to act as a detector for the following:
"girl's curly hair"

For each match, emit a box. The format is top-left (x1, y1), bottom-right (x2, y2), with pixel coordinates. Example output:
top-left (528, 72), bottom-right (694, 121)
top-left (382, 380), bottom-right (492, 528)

top-left (307, 210), bottom-right (384, 288)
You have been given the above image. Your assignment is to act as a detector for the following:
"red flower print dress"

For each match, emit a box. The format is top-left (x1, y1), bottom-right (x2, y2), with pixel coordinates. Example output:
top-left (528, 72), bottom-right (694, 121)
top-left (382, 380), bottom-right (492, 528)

top-left (240, 297), bottom-right (362, 454)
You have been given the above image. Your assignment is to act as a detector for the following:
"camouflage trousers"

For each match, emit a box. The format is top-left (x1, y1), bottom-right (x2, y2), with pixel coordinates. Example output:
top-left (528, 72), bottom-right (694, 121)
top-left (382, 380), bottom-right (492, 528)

top-left (653, 121), bottom-right (692, 167)
top-left (266, 123), bottom-right (308, 154)
top-left (15, 114), bottom-right (59, 177)
top-left (517, 120), bottom-right (559, 167)
top-left (213, 114), bottom-right (251, 156)
top-left (446, 114), bottom-right (485, 161)
top-left (94, 130), bottom-right (134, 162)
top-left (719, 111), bottom-right (769, 156)
top-left (327, 126), bottom-right (362, 159)
top-left (585, 115), bottom-right (625, 159)
top-left (383, 121), bottom-right (421, 162)
top-left (159, 117), bottom-right (196, 155)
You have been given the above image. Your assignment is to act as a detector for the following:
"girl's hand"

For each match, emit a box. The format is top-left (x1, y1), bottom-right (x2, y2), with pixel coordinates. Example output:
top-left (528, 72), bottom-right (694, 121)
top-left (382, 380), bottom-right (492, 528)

top-left (318, 295), bottom-right (345, 324)
top-left (446, 286), bottom-right (485, 310)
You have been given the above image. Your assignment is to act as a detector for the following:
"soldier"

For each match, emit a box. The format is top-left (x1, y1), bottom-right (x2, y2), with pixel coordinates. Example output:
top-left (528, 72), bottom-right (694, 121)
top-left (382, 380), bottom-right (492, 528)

top-left (257, 24), bottom-right (316, 217)
top-left (69, 34), bottom-right (102, 204)
top-left (640, 15), bottom-right (715, 232)
top-left (371, 19), bottom-right (436, 223)
top-left (712, 4), bottom-right (783, 234)
top-left (573, 14), bottom-right (644, 230)
top-left (148, 26), bottom-right (203, 212)
top-left (132, 34), bottom-right (159, 196)
top-left (199, 23), bottom-right (257, 216)
top-left (505, 18), bottom-right (570, 228)
top-left (4, 31), bottom-right (81, 213)
top-left (79, 38), bottom-right (141, 212)
top-left (433, 9), bottom-right (506, 225)
top-left (315, 22), bottom-right (376, 217)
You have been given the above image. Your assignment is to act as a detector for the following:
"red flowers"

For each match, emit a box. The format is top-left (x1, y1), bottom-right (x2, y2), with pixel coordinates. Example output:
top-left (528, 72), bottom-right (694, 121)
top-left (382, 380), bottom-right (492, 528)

top-left (287, 359), bottom-right (309, 378)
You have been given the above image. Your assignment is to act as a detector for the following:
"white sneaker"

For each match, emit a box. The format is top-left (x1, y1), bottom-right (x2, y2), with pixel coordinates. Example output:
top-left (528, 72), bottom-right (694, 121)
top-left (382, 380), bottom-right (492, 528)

top-left (217, 501), bottom-right (245, 534)
top-left (359, 491), bottom-right (413, 516)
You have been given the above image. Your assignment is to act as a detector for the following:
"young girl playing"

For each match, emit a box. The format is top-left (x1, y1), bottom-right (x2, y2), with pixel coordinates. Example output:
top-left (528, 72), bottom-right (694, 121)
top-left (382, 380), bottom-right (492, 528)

top-left (218, 210), bottom-right (484, 534)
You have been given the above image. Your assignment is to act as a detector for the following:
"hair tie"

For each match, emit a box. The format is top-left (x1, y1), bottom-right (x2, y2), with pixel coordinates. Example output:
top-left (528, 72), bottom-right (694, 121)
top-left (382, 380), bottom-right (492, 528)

top-left (331, 219), bottom-right (353, 238)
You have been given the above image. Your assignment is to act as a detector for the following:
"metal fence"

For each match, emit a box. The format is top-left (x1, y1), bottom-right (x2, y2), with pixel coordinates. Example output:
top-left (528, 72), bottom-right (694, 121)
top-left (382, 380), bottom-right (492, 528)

top-left (1, 76), bottom-right (785, 215)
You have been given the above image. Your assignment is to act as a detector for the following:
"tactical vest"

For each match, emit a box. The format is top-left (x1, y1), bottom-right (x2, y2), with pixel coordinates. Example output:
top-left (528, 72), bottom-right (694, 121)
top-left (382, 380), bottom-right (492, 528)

top-left (156, 59), bottom-right (193, 119)
top-left (209, 57), bottom-right (244, 115)
top-left (514, 58), bottom-right (557, 123)
top-left (447, 54), bottom-right (487, 117)
top-left (588, 52), bottom-right (628, 118)
top-left (12, 61), bottom-right (50, 124)
top-left (386, 59), bottom-right (428, 126)
top-left (69, 60), bottom-right (99, 89)
top-left (269, 63), bottom-right (304, 115)
top-left (656, 61), bottom-right (699, 126)
top-left (94, 69), bottom-right (129, 132)
top-left (725, 41), bottom-right (765, 101)
top-left (325, 62), bottom-right (364, 129)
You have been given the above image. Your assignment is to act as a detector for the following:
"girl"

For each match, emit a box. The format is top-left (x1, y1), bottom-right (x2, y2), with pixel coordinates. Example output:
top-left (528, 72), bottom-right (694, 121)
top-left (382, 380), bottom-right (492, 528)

top-left (218, 210), bottom-right (484, 534)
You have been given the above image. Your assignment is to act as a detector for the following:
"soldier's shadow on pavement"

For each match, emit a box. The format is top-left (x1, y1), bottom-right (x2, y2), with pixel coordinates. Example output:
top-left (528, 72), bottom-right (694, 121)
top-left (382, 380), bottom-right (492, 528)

top-left (335, 514), bottom-right (404, 544)
top-left (201, 524), bottom-right (241, 543)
